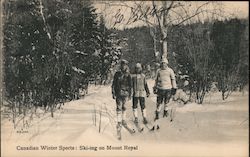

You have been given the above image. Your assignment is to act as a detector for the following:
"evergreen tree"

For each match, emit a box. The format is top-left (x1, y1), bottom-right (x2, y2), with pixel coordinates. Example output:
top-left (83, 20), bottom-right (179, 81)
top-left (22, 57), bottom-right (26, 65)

top-left (98, 15), bottom-right (122, 84)
top-left (210, 19), bottom-right (246, 100)
top-left (70, 1), bottom-right (100, 84)
top-left (238, 19), bottom-right (249, 92)
top-left (4, 0), bottom-right (52, 113)
top-left (98, 15), bottom-right (109, 84)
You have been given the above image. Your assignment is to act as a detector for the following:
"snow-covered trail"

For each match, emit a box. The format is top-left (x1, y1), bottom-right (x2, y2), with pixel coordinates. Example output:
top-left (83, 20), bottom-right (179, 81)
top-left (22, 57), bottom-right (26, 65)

top-left (1, 85), bottom-right (118, 142)
top-left (1, 80), bottom-right (249, 157)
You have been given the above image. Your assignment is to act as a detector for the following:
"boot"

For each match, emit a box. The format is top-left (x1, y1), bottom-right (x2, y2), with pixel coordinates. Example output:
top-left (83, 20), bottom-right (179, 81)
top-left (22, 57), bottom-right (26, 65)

top-left (154, 111), bottom-right (159, 121)
top-left (116, 122), bottom-right (122, 140)
top-left (133, 109), bottom-right (138, 123)
top-left (134, 117), bottom-right (139, 124)
top-left (150, 125), bottom-right (160, 131)
top-left (163, 110), bottom-right (169, 118)
top-left (143, 117), bottom-right (148, 124)
top-left (122, 120), bottom-right (127, 126)
top-left (142, 109), bottom-right (147, 124)
top-left (150, 126), bottom-right (155, 131)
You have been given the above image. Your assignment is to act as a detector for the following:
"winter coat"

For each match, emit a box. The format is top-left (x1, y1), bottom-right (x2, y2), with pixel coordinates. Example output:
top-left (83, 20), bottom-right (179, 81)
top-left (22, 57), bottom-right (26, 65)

top-left (112, 71), bottom-right (132, 97)
top-left (131, 73), bottom-right (150, 97)
top-left (155, 67), bottom-right (177, 90)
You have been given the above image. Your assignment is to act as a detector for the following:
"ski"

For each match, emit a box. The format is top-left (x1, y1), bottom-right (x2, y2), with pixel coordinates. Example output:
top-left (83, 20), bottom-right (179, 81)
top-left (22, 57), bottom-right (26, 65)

top-left (116, 122), bottom-right (135, 140)
top-left (122, 123), bottom-right (136, 134)
top-left (116, 124), bottom-right (122, 140)
top-left (117, 129), bottom-right (122, 140)
top-left (134, 121), bottom-right (144, 133)
top-left (143, 122), bottom-right (153, 131)
top-left (148, 120), bottom-right (160, 131)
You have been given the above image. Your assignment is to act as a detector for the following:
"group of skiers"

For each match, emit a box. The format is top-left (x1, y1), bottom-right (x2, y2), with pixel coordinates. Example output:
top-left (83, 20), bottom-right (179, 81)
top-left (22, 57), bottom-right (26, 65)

top-left (111, 58), bottom-right (177, 140)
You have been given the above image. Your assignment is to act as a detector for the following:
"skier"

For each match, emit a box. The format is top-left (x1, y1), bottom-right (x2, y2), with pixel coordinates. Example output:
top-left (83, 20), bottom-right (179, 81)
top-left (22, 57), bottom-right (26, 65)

top-left (112, 59), bottom-right (133, 139)
top-left (152, 57), bottom-right (177, 130)
top-left (131, 63), bottom-right (150, 125)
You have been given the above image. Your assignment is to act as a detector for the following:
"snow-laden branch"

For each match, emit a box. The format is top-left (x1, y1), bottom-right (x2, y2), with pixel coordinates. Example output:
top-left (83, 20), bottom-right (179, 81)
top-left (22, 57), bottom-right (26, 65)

top-left (38, 0), bottom-right (51, 40)
top-left (72, 66), bottom-right (85, 74)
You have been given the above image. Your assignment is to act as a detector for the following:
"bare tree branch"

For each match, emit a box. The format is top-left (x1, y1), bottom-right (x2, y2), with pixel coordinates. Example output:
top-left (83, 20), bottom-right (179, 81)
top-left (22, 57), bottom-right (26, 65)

top-left (163, 1), bottom-right (174, 24)
top-left (152, 0), bottom-right (162, 29)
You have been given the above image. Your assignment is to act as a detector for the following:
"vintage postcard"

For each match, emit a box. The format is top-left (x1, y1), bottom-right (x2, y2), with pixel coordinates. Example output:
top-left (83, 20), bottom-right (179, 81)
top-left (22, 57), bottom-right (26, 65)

top-left (0, 1), bottom-right (249, 157)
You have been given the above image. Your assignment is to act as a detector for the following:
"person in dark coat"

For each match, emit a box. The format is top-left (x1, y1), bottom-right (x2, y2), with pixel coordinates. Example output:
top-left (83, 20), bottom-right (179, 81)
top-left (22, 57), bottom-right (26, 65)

top-left (112, 59), bottom-right (132, 134)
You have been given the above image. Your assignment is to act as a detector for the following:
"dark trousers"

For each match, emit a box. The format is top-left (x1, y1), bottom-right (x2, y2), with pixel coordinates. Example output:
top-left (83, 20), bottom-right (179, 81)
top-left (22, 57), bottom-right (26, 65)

top-left (156, 89), bottom-right (172, 105)
top-left (156, 89), bottom-right (172, 113)
top-left (132, 97), bottom-right (145, 110)
top-left (116, 96), bottom-right (127, 112)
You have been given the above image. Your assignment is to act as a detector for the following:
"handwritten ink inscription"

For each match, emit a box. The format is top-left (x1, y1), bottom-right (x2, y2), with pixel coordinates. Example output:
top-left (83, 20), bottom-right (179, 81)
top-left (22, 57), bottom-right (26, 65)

top-left (113, 5), bottom-right (165, 26)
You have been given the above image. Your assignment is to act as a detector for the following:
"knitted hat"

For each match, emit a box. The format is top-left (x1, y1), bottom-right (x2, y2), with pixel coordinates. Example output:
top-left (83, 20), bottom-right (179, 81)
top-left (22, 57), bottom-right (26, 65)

top-left (120, 59), bottom-right (128, 65)
top-left (135, 63), bottom-right (142, 69)
top-left (161, 57), bottom-right (168, 64)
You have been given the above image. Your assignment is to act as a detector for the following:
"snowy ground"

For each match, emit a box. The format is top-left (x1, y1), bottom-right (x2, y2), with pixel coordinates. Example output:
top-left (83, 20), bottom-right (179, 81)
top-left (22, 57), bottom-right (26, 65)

top-left (1, 80), bottom-right (249, 157)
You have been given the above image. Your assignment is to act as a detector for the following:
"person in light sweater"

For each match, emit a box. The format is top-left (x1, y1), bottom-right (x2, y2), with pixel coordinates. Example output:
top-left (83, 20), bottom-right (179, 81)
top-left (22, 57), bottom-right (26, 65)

top-left (153, 57), bottom-right (177, 127)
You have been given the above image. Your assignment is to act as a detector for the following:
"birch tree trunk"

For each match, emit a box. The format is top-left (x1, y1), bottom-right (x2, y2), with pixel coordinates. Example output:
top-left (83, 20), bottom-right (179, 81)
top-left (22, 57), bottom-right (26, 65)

top-left (0, 0), bottom-right (4, 106)
top-left (162, 1), bottom-right (168, 58)
top-left (161, 27), bottom-right (168, 59)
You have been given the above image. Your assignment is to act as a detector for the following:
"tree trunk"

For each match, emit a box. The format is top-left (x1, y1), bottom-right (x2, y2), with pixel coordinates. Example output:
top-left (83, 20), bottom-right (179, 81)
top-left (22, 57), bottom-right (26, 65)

top-left (51, 103), bottom-right (54, 118)
top-left (0, 0), bottom-right (4, 108)
top-left (162, 30), bottom-right (168, 58)
top-left (199, 89), bottom-right (206, 104)
top-left (222, 90), bottom-right (225, 100)
top-left (99, 105), bottom-right (102, 133)
top-left (161, 1), bottom-right (169, 58)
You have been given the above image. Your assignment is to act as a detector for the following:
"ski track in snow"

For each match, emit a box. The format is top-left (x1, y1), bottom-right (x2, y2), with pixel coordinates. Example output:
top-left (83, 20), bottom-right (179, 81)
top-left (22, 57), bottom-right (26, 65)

top-left (1, 80), bottom-right (249, 157)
